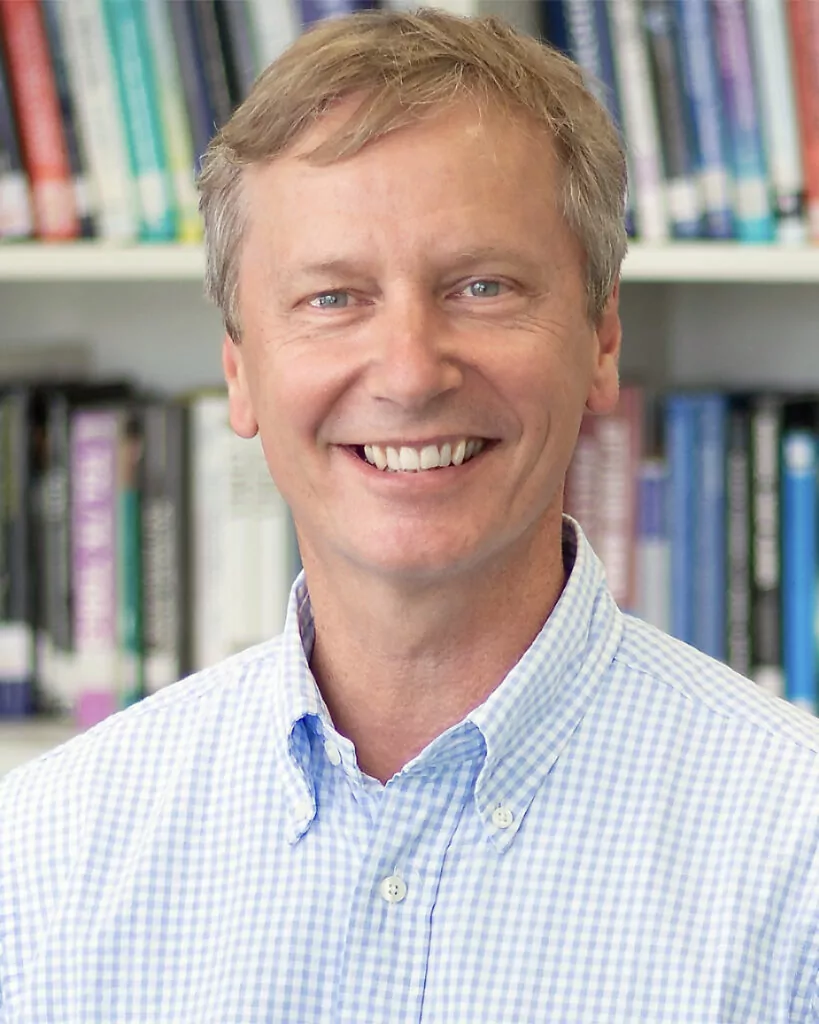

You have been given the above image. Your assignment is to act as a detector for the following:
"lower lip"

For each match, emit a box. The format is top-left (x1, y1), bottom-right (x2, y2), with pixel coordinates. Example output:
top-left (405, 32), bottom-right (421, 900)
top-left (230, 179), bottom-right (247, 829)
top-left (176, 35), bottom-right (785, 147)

top-left (339, 446), bottom-right (487, 486)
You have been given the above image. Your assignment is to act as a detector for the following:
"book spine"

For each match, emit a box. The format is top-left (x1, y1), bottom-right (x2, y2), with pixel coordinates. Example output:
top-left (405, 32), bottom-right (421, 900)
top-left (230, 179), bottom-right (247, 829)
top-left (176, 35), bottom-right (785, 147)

top-left (141, 402), bottom-right (188, 693)
top-left (101, 0), bottom-right (176, 241)
top-left (781, 427), bottom-right (817, 714)
top-left (214, 0), bottom-right (258, 105)
top-left (117, 406), bottom-right (143, 708)
top-left (39, 392), bottom-right (74, 713)
top-left (710, 0), bottom-right (774, 242)
top-left (725, 396), bottom-right (751, 677)
top-left (750, 395), bottom-right (784, 699)
top-left (245, 0), bottom-right (300, 69)
top-left (563, 414), bottom-right (599, 552)
top-left (606, 0), bottom-right (669, 241)
top-left (298, 0), bottom-right (374, 23)
top-left (187, 0), bottom-right (234, 131)
top-left (593, 385), bottom-right (642, 612)
top-left (257, 451), bottom-right (293, 640)
top-left (692, 393), bottom-right (727, 662)
top-left (70, 408), bottom-right (121, 728)
top-left (641, 0), bottom-right (702, 238)
top-left (635, 456), bottom-right (670, 634)
top-left (746, 0), bottom-right (806, 243)
top-left (189, 393), bottom-right (230, 671)
top-left (55, 0), bottom-right (138, 240)
top-left (40, 0), bottom-right (96, 238)
top-left (540, 0), bottom-right (571, 54)
top-left (673, 0), bottom-right (733, 238)
top-left (143, 0), bottom-right (201, 243)
top-left (786, 0), bottom-right (819, 242)
top-left (167, 0), bottom-right (215, 171)
top-left (665, 393), bottom-right (697, 646)
top-left (0, 0), bottom-right (79, 239)
top-left (0, 31), bottom-right (34, 238)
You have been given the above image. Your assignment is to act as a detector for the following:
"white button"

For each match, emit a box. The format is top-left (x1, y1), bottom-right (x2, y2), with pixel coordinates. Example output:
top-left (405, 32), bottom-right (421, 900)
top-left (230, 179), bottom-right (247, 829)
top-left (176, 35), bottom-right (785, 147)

top-left (491, 805), bottom-right (514, 829)
top-left (294, 799), bottom-right (313, 821)
top-left (324, 740), bottom-right (342, 766)
top-left (378, 874), bottom-right (407, 904)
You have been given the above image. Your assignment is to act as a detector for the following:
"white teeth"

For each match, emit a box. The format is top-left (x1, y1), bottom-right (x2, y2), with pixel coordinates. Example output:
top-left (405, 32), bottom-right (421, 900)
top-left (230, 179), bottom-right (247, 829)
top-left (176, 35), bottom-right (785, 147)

top-left (361, 439), bottom-right (483, 471)
top-left (420, 445), bottom-right (440, 470)
top-left (399, 446), bottom-right (420, 471)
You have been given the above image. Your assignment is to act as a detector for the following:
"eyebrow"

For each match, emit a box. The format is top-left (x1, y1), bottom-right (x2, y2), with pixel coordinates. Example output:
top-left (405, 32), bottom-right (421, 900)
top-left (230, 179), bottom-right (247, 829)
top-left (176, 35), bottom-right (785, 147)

top-left (288, 247), bottom-right (544, 281)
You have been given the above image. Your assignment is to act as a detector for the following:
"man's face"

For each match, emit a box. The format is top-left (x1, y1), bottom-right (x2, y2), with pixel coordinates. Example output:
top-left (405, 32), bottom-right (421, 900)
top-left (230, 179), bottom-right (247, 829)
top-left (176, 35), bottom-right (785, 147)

top-left (224, 99), bottom-right (621, 585)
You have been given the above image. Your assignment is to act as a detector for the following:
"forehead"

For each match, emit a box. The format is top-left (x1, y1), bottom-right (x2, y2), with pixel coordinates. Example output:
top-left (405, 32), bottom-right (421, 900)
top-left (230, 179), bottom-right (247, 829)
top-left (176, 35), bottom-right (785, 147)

top-left (240, 99), bottom-right (567, 260)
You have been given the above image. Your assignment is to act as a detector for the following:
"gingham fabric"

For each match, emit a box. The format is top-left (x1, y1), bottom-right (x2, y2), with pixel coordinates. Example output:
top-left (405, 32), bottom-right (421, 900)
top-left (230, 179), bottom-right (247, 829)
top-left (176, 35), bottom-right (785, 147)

top-left (2, 519), bottom-right (819, 1024)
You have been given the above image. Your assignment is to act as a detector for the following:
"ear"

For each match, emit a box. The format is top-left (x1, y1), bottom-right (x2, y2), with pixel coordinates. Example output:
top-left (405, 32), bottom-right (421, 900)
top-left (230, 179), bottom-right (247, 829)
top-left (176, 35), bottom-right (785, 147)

top-left (222, 333), bottom-right (259, 438)
top-left (585, 280), bottom-right (622, 415)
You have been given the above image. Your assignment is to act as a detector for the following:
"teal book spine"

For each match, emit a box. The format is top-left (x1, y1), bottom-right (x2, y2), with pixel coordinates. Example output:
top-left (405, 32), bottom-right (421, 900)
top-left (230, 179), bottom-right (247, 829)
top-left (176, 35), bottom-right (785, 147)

top-left (102, 0), bottom-right (176, 240)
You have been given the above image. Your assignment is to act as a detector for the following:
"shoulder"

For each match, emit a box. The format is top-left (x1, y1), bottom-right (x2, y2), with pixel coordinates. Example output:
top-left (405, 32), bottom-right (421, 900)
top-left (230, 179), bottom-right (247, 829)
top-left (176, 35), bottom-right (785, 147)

top-left (0, 636), bottom-right (285, 843)
top-left (614, 613), bottom-right (819, 762)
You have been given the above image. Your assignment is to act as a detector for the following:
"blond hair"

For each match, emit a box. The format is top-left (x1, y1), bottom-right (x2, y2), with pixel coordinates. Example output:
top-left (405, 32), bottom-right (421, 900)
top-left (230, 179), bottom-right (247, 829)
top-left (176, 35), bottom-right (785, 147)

top-left (197, 8), bottom-right (628, 342)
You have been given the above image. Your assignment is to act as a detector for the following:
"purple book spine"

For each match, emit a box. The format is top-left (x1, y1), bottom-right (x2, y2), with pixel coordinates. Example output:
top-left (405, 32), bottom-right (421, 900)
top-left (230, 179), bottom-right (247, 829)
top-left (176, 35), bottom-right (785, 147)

top-left (71, 409), bottom-right (119, 727)
top-left (298, 0), bottom-right (373, 26)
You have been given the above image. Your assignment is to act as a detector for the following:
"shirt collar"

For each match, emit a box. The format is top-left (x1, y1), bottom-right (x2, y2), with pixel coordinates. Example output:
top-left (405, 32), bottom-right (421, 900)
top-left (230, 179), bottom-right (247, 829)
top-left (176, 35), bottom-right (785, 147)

top-left (270, 517), bottom-right (623, 847)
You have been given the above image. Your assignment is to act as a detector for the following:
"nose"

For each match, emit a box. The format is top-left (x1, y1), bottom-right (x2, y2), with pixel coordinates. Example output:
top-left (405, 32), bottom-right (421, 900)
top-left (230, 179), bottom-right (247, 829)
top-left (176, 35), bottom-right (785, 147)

top-left (365, 291), bottom-right (463, 411)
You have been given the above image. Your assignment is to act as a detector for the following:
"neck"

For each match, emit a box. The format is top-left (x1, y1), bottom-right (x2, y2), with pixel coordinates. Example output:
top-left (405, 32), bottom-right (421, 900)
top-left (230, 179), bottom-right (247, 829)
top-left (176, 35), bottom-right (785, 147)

top-left (304, 513), bottom-right (567, 783)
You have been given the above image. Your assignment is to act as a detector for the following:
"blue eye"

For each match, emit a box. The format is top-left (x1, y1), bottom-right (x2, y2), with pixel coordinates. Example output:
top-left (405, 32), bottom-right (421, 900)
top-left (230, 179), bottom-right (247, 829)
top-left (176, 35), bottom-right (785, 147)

top-left (464, 280), bottom-right (502, 298)
top-left (309, 291), bottom-right (349, 308)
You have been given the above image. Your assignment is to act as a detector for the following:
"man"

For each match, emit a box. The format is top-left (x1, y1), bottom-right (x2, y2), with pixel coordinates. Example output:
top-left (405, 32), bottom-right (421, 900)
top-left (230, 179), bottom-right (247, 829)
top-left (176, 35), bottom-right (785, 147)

top-left (1, 9), bottom-right (818, 1023)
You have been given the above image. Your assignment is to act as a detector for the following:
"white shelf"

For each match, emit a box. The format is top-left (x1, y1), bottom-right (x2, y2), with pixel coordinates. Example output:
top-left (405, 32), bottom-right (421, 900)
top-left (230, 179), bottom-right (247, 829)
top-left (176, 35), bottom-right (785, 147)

top-left (0, 719), bottom-right (78, 778)
top-left (1, 241), bottom-right (819, 283)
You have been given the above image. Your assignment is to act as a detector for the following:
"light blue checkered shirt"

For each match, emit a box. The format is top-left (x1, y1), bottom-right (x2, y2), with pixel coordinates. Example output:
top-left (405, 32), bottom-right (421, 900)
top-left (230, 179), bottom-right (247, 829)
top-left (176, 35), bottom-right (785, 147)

top-left (2, 519), bottom-right (819, 1023)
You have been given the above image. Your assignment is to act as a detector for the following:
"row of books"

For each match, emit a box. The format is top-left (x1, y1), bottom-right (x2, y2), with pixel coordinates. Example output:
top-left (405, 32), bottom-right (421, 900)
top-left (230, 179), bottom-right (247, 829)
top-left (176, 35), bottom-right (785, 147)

top-left (0, 0), bottom-right (379, 243)
top-left (0, 381), bottom-right (298, 727)
top-left (567, 387), bottom-right (819, 716)
top-left (541, 0), bottom-right (819, 244)
top-left (4, 0), bottom-right (819, 247)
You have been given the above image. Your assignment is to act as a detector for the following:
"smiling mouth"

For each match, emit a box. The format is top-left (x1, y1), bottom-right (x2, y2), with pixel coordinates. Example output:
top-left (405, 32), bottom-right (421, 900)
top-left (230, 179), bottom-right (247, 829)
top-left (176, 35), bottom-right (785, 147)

top-left (348, 438), bottom-right (489, 472)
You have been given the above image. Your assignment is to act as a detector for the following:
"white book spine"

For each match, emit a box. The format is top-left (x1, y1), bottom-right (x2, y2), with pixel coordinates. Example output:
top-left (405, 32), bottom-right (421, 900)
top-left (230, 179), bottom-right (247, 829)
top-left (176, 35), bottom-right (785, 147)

top-left (0, 172), bottom-right (34, 238)
top-left (607, 0), bottom-right (669, 241)
top-left (56, 0), bottom-right (137, 241)
top-left (190, 394), bottom-right (230, 671)
top-left (746, 0), bottom-right (806, 243)
top-left (247, 0), bottom-right (300, 69)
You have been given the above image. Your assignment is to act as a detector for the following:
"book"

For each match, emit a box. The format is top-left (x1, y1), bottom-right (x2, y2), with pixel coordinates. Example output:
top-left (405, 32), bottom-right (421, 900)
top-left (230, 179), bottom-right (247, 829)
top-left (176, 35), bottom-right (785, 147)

top-left (246, 0), bottom-right (300, 69)
top-left (642, 0), bottom-right (702, 238)
top-left (781, 400), bottom-right (818, 714)
top-left (140, 400), bottom-right (189, 693)
top-left (0, 0), bottom-right (79, 239)
top-left (167, 0), bottom-right (216, 171)
top-left (749, 394), bottom-right (783, 699)
top-left (101, 0), bottom-right (177, 241)
top-left (40, 0), bottom-right (96, 238)
top-left (143, 0), bottom-right (202, 243)
top-left (692, 392), bottom-right (727, 662)
top-left (725, 395), bottom-right (751, 677)
top-left (746, 0), bottom-right (806, 243)
top-left (214, 0), bottom-right (258, 106)
top-left (674, 0), bottom-right (734, 238)
top-left (0, 32), bottom-right (33, 238)
top-left (665, 393), bottom-right (697, 646)
top-left (607, 0), bottom-right (668, 241)
top-left (710, 0), bottom-right (774, 242)
top-left (786, 0), bottom-right (819, 242)
top-left (55, 0), bottom-right (138, 240)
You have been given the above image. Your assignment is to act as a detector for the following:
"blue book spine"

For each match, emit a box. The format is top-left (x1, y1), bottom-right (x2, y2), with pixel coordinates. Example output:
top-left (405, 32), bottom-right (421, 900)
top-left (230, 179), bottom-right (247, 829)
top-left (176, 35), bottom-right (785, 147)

top-left (541, 1), bottom-right (571, 54)
top-left (666, 395), bottom-right (697, 646)
top-left (693, 394), bottom-right (727, 661)
top-left (782, 430), bottom-right (817, 713)
top-left (674, 0), bottom-right (733, 238)
top-left (564, 0), bottom-right (634, 234)
top-left (298, 0), bottom-right (374, 24)
top-left (710, 0), bottom-right (774, 242)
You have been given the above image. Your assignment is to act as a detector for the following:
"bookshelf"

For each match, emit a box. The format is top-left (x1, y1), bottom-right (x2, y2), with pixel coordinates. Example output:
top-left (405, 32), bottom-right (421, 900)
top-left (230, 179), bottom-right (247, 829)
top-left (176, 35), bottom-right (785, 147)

top-left (2, 241), bottom-right (819, 776)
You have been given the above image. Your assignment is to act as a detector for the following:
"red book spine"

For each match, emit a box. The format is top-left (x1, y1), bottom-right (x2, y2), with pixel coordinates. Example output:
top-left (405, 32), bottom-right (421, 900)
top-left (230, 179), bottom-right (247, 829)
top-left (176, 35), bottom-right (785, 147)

top-left (788, 0), bottom-right (819, 240)
top-left (0, 0), bottom-right (78, 239)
